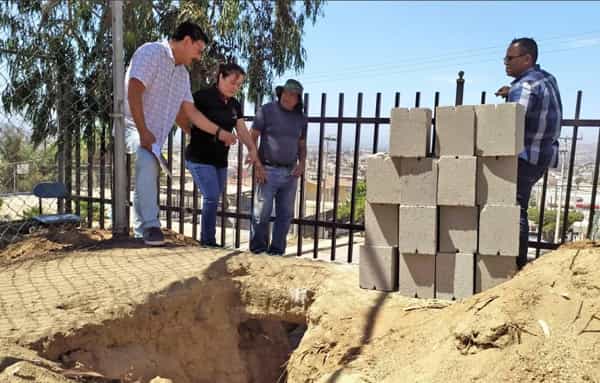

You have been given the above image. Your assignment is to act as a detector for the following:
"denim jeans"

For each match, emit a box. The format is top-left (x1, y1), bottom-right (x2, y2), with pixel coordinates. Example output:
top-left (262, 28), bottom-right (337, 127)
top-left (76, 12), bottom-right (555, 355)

top-left (250, 166), bottom-right (298, 254)
top-left (517, 158), bottom-right (550, 268)
top-left (186, 161), bottom-right (228, 245)
top-left (126, 129), bottom-right (160, 238)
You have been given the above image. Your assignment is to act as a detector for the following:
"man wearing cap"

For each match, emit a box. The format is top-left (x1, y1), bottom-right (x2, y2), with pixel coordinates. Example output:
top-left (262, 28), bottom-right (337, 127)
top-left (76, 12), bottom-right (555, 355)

top-left (249, 79), bottom-right (308, 255)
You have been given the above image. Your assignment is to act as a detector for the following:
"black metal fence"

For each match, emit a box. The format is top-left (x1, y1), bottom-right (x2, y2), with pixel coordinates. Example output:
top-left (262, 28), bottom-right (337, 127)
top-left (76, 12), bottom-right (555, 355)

top-left (11, 72), bottom-right (600, 262)
top-left (4, 72), bottom-right (600, 262)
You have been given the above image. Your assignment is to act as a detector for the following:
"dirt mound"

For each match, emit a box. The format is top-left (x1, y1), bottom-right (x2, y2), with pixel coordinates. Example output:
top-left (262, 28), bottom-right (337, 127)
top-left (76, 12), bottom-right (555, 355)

top-left (0, 237), bottom-right (599, 382)
top-left (0, 228), bottom-right (197, 266)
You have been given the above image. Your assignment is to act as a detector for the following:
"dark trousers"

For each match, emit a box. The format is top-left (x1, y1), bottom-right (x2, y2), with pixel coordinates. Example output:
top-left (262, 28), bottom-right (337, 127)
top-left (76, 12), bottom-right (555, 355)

top-left (517, 158), bottom-right (550, 269)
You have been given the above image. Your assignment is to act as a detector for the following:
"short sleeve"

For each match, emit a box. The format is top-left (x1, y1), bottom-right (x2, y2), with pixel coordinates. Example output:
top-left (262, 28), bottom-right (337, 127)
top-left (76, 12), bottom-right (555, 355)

top-left (128, 43), bottom-right (159, 88)
top-left (182, 73), bottom-right (193, 104)
top-left (252, 105), bottom-right (266, 132)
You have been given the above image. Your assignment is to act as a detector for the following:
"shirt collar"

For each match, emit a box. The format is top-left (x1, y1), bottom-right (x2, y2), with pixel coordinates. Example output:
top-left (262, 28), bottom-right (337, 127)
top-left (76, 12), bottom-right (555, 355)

top-left (161, 39), bottom-right (183, 67)
top-left (511, 64), bottom-right (540, 85)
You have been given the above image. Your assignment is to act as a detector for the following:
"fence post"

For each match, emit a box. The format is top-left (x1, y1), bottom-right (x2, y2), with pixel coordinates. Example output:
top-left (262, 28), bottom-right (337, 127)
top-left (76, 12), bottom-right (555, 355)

top-left (455, 70), bottom-right (465, 106)
top-left (111, 0), bottom-right (128, 236)
top-left (55, 67), bottom-right (65, 214)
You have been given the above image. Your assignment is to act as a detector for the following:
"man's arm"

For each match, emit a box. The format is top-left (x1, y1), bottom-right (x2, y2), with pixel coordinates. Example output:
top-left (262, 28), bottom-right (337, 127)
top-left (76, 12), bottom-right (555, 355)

top-left (292, 136), bottom-right (307, 177)
top-left (175, 105), bottom-right (191, 135)
top-left (181, 101), bottom-right (237, 146)
top-left (249, 128), bottom-right (266, 184)
top-left (128, 78), bottom-right (155, 150)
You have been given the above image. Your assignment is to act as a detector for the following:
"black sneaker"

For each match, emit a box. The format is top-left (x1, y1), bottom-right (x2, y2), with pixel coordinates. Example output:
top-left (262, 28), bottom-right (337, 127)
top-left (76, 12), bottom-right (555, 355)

top-left (143, 227), bottom-right (165, 246)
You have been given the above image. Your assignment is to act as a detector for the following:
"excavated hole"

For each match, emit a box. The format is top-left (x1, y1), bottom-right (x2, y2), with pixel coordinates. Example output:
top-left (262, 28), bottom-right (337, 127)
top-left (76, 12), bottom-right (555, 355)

top-left (30, 277), bottom-right (308, 383)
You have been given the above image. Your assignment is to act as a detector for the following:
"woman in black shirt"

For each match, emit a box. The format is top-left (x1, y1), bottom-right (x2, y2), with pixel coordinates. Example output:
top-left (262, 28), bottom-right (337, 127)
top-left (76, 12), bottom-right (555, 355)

top-left (185, 63), bottom-right (258, 246)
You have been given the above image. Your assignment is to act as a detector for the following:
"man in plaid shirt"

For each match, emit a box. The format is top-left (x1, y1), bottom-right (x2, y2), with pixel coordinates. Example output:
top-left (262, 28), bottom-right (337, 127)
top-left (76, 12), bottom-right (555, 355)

top-left (496, 37), bottom-right (563, 269)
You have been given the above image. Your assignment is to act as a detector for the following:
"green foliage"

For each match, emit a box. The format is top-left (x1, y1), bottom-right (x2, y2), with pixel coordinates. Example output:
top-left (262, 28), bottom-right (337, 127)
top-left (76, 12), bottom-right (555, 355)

top-left (19, 206), bottom-right (40, 220)
top-left (528, 207), bottom-right (584, 241)
top-left (0, 0), bottom-right (325, 145)
top-left (0, 125), bottom-right (58, 193)
top-left (337, 180), bottom-right (366, 223)
top-left (75, 200), bottom-right (102, 225)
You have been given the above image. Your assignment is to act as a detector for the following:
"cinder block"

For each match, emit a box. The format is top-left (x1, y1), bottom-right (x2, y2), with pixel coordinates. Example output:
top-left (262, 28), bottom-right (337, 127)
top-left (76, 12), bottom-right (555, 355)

top-left (389, 108), bottom-right (432, 158)
top-left (365, 202), bottom-right (398, 247)
top-left (359, 245), bottom-right (399, 292)
top-left (475, 254), bottom-right (517, 293)
top-left (398, 206), bottom-right (437, 255)
top-left (434, 105), bottom-right (475, 156)
top-left (439, 207), bottom-right (478, 254)
top-left (475, 103), bottom-right (525, 156)
top-left (366, 153), bottom-right (402, 204)
top-left (399, 158), bottom-right (437, 205)
top-left (399, 253), bottom-right (435, 298)
top-left (479, 204), bottom-right (520, 256)
top-left (437, 156), bottom-right (477, 206)
top-left (436, 253), bottom-right (475, 300)
top-left (477, 156), bottom-right (518, 206)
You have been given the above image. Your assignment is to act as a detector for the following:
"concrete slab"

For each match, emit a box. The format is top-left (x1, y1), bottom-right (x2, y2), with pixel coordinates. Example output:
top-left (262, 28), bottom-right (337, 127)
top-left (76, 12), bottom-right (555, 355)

top-left (359, 245), bottom-right (399, 292)
top-left (475, 103), bottom-right (525, 156)
top-left (399, 253), bottom-right (435, 298)
top-left (434, 105), bottom-right (476, 156)
top-left (390, 108), bottom-right (432, 158)
top-left (435, 252), bottom-right (475, 300)
top-left (439, 206), bottom-right (478, 254)
top-left (477, 156), bottom-right (518, 206)
top-left (479, 204), bottom-right (520, 256)
top-left (437, 156), bottom-right (477, 206)
top-left (398, 205), bottom-right (437, 255)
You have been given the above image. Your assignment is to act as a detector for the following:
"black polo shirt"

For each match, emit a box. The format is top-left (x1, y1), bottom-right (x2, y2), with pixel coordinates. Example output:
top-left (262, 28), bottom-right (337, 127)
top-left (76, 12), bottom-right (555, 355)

top-left (185, 86), bottom-right (242, 168)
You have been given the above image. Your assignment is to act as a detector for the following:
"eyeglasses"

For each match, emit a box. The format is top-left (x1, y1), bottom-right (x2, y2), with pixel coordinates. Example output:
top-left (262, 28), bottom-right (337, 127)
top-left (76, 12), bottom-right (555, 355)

top-left (503, 54), bottom-right (526, 64)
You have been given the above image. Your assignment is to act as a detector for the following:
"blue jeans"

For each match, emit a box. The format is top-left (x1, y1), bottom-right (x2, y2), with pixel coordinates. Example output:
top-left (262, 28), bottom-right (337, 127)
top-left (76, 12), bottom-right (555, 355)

top-left (250, 166), bottom-right (298, 254)
top-left (186, 161), bottom-right (227, 245)
top-left (517, 158), bottom-right (550, 268)
top-left (126, 130), bottom-right (160, 238)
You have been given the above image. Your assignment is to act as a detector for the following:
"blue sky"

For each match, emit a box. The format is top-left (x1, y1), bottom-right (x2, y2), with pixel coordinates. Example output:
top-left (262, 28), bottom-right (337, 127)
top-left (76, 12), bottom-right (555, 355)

top-left (273, 1), bottom-right (600, 148)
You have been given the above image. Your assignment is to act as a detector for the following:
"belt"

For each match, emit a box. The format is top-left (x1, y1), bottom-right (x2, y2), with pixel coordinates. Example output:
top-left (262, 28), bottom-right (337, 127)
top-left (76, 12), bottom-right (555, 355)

top-left (264, 160), bottom-right (295, 168)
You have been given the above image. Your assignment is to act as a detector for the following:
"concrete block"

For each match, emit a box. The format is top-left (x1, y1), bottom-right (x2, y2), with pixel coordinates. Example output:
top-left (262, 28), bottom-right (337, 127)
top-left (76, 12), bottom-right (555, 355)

top-left (399, 253), bottom-right (435, 298)
top-left (437, 156), bottom-right (477, 206)
top-left (439, 207), bottom-right (478, 254)
top-left (389, 108), bottom-right (432, 158)
top-left (359, 245), bottom-right (399, 292)
top-left (434, 105), bottom-right (475, 156)
top-left (477, 156), bottom-right (518, 206)
top-left (365, 202), bottom-right (398, 247)
top-left (398, 205), bottom-right (437, 255)
top-left (399, 158), bottom-right (437, 205)
top-left (475, 103), bottom-right (525, 156)
top-left (366, 153), bottom-right (402, 204)
top-left (436, 252), bottom-right (475, 300)
top-left (475, 254), bottom-right (517, 293)
top-left (479, 204), bottom-right (520, 256)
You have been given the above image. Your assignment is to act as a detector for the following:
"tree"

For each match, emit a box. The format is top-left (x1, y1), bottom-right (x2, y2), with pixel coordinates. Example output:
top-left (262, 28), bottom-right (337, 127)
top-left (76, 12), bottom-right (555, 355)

top-left (528, 207), bottom-right (584, 242)
top-left (337, 180), bottom-right (366, 224)
top-left (0, 0), bottom-right (325, 145)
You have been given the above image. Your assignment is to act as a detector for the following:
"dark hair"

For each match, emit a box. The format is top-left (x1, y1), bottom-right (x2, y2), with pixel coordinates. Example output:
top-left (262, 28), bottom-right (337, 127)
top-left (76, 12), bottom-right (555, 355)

top-left (216, 62), bottom-right (246, 84)
top-left (172, 21), bottom-right (209, 44)
top-left (511, 37), bottom-right (538, 63)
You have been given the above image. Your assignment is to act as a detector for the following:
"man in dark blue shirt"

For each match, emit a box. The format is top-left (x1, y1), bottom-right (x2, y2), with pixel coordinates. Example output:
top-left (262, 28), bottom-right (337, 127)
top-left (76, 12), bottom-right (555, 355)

top-left (496, 37), bottom-right (563, 269)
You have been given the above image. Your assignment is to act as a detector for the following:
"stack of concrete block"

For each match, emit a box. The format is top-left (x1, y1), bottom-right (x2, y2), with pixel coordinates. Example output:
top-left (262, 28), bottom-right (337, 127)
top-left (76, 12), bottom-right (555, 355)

top-left (475, 103), bottom-right (524, 293)
top-left (360, 102), bottom-right (525, 300)
top-left (435, 106), bottom-right (477, 300)
top-left (360, 153), bottom-right (400, 291)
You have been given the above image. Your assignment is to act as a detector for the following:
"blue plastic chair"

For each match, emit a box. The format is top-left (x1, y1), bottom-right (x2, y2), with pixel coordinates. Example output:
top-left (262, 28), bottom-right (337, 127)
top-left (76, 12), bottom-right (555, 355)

top-left (31, 182), bottom-right (81, 226)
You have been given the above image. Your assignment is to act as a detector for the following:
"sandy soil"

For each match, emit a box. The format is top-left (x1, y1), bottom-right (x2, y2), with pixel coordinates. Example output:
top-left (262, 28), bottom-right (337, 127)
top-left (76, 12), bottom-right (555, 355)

top-left (0, 230), bottom-right (598, 382)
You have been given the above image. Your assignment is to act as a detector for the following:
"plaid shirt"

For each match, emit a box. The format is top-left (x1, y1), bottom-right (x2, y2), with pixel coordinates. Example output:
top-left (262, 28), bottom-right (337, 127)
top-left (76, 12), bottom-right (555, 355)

top-left (508, 64), bottom-right (562, 168)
